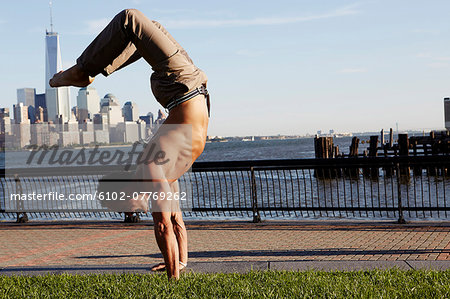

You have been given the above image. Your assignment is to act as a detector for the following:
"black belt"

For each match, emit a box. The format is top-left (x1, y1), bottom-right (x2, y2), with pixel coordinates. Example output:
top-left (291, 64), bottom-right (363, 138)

top-left (166, 85), bottom-right (210, 116)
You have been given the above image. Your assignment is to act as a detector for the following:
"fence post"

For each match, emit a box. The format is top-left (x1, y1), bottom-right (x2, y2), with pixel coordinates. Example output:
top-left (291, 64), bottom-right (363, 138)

top-left (0, 179), bottom-right (5, 213)
top-left (395, 163), bottom-right (406, 224)
top-left (13, 174), bottom-right (28, 223)
top-left (250, 167), bottom-right (261, 223)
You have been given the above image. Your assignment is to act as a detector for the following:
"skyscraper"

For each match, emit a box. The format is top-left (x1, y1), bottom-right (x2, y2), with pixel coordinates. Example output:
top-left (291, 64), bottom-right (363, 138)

top-left (34, 93), bottom-right (47, 122)
top-left (122, 101), bottom-right (139, 122)
top-left (45, 7), bottom-right (70, 123)
top-left (77, 87), bottom-right (100, 122)
top-left (17, 88), bottom-right (36, 106)
top-left (100, 94), bottom-right (123, 125)
top-left (13, 103), bottom-right (29, 124)
top-left (445, 98), bottom-right (450, 130)
top-left (0, 108), bottom-right (11, 134)
top-left (139, 112), bottom-right (154, 125)
top-left (35, 93), bottom-right (47, 109)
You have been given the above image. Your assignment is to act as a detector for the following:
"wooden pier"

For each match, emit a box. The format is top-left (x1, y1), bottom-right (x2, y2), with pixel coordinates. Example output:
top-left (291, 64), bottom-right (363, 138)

top-left (314, 130), bottom-right (450, 179)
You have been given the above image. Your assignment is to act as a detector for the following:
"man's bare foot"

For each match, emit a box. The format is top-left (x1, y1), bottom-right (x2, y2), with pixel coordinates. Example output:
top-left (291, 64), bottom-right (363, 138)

top-left (49, 64), bottom-right (94, 87)
top-left (151, 262), bottom-right (166, 272)
top-left (151, 262), bottom-right (186, 272)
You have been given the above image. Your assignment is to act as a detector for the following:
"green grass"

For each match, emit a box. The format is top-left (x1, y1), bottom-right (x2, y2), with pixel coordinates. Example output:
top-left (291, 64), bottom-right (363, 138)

top-left (0, 270), bottom-right (449, 298)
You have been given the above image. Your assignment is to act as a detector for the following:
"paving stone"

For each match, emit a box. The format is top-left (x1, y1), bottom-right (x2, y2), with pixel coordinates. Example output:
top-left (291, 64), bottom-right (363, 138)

top-left (0, 220), bottom-right (449, 274)
top-left (0, 264), bottom-right (155, 276)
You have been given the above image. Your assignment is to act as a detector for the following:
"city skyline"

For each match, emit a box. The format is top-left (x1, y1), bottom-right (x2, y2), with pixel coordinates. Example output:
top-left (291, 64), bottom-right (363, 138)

top-left (3, 85), bottom-right (160, 124)
top-left (0, 85), bottom-right (160, 149)
top-left (1, 1), bottom-right (450, 136)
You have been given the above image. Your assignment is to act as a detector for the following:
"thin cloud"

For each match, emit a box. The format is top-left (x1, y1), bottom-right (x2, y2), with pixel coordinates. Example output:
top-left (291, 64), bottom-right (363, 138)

top-left (435, 56), bottom-right (450, 61)
top-left (235, 49), bottom-right (265, 57)
top-left (339, 68), bottom-right (367, 74)
top-left (412, 29), bottom-right (440, 35)
top-left (416, 53), bottom-right (450, 67)
top-left (84, 18), bottom-right (109, 35)
top-left (415, 52), bottom-right (432, 58)
top-left (427, 62), bottom-right (449, 69)
top-left (162, 4), bottom-right (361, 29)
top-left (65, 18), bottom-right (109, 36)
top-left (152, 8), bottom-right (196, 14)
top-left (28, 26), bottom-right (47, 34)
top-left (154, 8), bottom-right (269, 18)
top-left (416, 53), bottom-right (450, 61)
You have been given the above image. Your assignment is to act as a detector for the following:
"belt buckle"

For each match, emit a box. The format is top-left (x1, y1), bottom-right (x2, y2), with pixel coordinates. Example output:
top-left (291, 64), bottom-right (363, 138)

top-left (198, 85), bottom-right (208, 95)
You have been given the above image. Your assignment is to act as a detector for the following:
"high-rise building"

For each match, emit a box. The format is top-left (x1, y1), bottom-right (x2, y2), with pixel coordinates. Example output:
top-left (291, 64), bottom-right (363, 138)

top-left (45, 27), bottom-right (70, 123)
top-left (0, 108), bottom-right (10, 121)
top-left (154, 109), bottom-right (167, 125)
top-left (35, 93), bottom-right (47, 109)
top-left (13, 103), bottom-right (29, 124)
top-left (27, 106), bottom-right (36, 124)
top-left (122, 101), bottom-right (139, 122)
top-left (100, 93), bottom-right (123, 125)
top-left (17, 88), bottom-right (36, 106)
top-left (139, 112), bottom-right (154, 125)
top-left (445, 98), bottom-right (450, 130)
top-left (35, 107), bottom-right (45, 123)
top-left (77, 87), bottom-right (100, 122)
top-left (11, 103), bottom-right (31, 148)
top-left (34, 93), bottom-right (47, 122)
top-left (0, 108), bottom-right (11, 134)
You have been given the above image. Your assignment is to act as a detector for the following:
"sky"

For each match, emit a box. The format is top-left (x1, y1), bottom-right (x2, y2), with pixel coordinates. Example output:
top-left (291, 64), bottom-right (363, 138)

top-left (1, 0), bottom-right (450, 136)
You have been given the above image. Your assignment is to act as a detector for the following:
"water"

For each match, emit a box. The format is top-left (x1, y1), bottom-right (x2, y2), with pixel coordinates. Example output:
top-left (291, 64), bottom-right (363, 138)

top-left (199, 138), bottom-right (317, 161)
top-left (200, 136), bottom-right (361, 161)
top-left (4, 136), bottom-right (446, 221)
top-left (2, 136), bottom-right (359, 169)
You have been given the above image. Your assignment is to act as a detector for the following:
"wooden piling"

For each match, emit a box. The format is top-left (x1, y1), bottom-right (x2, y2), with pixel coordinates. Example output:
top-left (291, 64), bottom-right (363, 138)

top-left (311, 129), bottom-right (448, 180)
top-left (398, 134), bottom-right (409, 156)
top-left (345, 137), bottom-right (360, 178)
top-left (314, 137), bottom-right (335, 178)
top-left (369, 136), bottom-right (379, 157)
top-left (333, 145), bottom-right (342, 177)
top-left (369, 136), bottom-right (379, 179)
top-left (314, 137), bottom-right (334, 159)
top-left (349, 137), bottom-right (359, 157)
top-left (398, 133), bottom-right (410, 179)
top-left (411, 139), bottom-right (422, 175)
top-left (334, 145), bottom-right (340, 158)
top-left (389, 128), bottom-right (394, 148)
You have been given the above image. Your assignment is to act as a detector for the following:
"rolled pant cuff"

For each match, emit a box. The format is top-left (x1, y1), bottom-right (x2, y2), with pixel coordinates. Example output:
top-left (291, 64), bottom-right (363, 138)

top-left (76, 57), bottom-right (109, 77)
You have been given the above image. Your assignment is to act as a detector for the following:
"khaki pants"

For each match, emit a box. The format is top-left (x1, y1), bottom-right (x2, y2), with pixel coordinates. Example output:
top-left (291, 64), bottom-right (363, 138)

top-left (76, 9), bottom-right (207, 107)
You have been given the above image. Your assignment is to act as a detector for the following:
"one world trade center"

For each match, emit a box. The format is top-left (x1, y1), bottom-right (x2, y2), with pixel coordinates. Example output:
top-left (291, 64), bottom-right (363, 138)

top-left (45, 3), bottom-right (70, 123)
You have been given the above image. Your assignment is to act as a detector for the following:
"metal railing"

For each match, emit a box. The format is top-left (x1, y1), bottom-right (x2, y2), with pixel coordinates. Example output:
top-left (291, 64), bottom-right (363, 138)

top-left (1, 155), bottom-right (449, 222)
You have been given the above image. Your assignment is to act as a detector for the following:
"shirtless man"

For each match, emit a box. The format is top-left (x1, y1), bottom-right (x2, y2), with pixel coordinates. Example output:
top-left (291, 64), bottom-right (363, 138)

top-left (50, 9), bottom-right (209, 279)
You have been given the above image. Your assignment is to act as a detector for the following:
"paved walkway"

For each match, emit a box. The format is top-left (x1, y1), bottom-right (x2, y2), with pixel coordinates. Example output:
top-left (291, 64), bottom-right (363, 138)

top-left (1, 220), bottom-right (450, 275)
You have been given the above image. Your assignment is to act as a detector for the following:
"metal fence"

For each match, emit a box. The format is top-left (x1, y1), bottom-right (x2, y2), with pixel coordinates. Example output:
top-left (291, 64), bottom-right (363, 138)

top-left (1, 155), bottom-right (449, 222)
